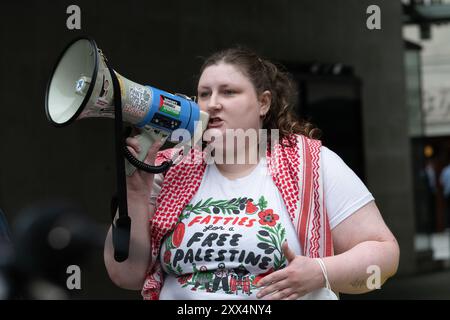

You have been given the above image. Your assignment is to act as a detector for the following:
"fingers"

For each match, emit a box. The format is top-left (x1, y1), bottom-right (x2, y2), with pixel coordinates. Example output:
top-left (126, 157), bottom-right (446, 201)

top-left (256, 269), bottom-right (287, 288)
top-left (257, 278), bottom-right (290, 299)
top-left (264, 287), bottom-right (295, 300)
top-left (126, 137), bottom-right (141, 154)
top-left (144, 141), bottom-right (163, 165)
top-left (127, 145), bottom-right (139, 159)
top-left (282, 241), bottom-right (296, 263)
top-left (126, 136), bottom-right (164, 165)
top-left (283, 293), bottom-right (300, 300)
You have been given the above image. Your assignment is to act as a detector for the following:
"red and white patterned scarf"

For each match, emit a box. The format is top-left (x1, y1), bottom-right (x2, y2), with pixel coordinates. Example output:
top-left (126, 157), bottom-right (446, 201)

top-left (141, 134), bottom-right (333, 300)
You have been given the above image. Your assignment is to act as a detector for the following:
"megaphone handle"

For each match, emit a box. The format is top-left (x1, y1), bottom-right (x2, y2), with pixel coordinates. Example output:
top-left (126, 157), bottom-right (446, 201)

top-left (125, 130), bottom-right (168, 176)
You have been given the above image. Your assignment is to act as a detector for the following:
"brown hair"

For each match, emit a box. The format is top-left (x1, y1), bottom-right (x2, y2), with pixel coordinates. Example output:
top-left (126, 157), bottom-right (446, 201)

top-left (198, 47), bottom-right (320, 144)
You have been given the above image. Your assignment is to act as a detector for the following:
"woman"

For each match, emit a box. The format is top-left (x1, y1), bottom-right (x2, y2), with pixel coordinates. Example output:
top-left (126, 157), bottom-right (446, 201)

top-left (104, 47), bottom-right (400, 300)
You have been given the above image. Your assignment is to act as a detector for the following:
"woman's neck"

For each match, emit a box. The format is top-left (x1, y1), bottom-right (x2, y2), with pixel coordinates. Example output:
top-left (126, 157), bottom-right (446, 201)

top-left (209, 133), bottom-right (266, 179)
top-left (214, 142), bottom-right (263, 180)
top-left (215, 162), bottom-right (260, 180)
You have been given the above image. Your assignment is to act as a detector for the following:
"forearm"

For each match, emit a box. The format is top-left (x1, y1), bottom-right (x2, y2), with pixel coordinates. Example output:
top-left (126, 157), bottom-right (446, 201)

top-left (323, 239), bottom-right (400, 294)
top-left (104, 195), bottom-right (154, 290)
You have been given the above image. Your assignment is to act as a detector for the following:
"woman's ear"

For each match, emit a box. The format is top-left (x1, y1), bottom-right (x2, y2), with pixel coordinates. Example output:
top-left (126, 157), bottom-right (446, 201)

top-left (259, 90), bottom-right (272, 117)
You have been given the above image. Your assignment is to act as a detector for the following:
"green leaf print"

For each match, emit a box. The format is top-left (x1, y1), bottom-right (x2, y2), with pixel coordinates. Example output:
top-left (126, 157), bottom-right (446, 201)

top-left (184, 196), bottom-right (275, 217)
top-left (203, 198), bottom-right (213, 207)
top-left (178, 211), bottom-right (189, 221)
top-left (258, 196), bottom-right (268, 211)
top-left (280, 228), bottom-right (286, 242)
top-left (274, 254), bottom-right (282, 269)
top-left (256, 235), bottom-right (273, 244)
top-left (166, 263), bottom-right (180, 275)
top-left (186, 197), bottom-right (247, 215)
top-left (256, 222), bottom-right (287, 270)
top-left (261, 226), bottom-right (278, 236)
top-left (164, 234), bottom-right (174, 250)
top-left (214, 200), bottom-right (229, 206)
top-left (176, 265), bottom-right (183, 275)
top-left (268, 234), bottom-right (278, 247)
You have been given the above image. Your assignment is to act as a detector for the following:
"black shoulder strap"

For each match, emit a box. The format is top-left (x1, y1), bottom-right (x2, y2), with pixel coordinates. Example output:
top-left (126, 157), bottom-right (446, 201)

top-left (106, 62), bottom-right (131, 263)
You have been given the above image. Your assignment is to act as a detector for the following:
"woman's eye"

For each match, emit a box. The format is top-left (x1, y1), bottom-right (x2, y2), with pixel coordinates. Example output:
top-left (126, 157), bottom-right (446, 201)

top-left (198, 92), bottom-right (210, 98)
top-left (223, 90), bottom-right (235, 96)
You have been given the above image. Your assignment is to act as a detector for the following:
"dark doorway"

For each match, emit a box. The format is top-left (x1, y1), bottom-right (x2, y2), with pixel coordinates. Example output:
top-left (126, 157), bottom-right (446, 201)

top-left (286, 64), bottom-right (366, 182)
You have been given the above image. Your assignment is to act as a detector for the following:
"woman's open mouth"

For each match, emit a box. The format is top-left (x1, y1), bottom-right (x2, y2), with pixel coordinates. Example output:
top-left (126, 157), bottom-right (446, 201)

top-left (207, 117), bottom-right (224, 128)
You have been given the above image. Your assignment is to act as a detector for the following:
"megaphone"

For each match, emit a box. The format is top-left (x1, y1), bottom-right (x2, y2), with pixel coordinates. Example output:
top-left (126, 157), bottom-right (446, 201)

top-left (45, 37), bottom-right (209, 262)
top-left (45, 37), bottom-right (209, 175)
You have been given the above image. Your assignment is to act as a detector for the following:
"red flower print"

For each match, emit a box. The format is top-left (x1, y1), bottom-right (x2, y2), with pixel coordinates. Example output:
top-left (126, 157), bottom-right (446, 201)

top-left (245, 201), bottom-right (258, 214)
top-left (177, 274), bottom-right (193, 285)
top-left (163, 250), bottom-right (171, 264)
top-left (258, 209), bottom-right (279, 227)
top-left (172, 222), bottom-right (185, 248)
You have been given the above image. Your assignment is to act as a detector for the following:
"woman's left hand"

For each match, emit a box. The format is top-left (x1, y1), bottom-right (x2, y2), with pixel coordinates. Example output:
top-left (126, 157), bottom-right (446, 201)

top-left (256, 242), bottom-right (325, 300)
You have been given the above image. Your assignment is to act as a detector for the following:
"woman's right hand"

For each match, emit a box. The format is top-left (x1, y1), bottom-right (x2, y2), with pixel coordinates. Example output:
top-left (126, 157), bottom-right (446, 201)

top-left (105, 134), bottom-right (162, 290)
top-left (125, 135), bottom-right (162, 200)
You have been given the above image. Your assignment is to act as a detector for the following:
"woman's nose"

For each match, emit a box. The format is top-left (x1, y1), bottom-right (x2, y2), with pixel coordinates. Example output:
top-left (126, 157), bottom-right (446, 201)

top-left (207, 93), bottom-right (222, 111)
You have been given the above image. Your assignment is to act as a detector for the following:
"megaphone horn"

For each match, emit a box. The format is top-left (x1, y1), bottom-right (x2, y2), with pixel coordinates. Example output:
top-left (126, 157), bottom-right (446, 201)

top-left (45, 37), bottom-right (209, 175)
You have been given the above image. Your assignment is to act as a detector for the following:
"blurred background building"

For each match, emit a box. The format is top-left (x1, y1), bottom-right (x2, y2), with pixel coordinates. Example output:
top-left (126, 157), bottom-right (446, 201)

top-left (1, 0), bottom-right (450, 299)
top-left (403, 0), bottom-right (450, 268)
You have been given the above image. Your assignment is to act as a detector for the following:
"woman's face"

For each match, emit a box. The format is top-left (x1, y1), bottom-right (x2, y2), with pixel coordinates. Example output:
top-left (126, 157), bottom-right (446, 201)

top-left (197, 62), bottom-right (269, 136)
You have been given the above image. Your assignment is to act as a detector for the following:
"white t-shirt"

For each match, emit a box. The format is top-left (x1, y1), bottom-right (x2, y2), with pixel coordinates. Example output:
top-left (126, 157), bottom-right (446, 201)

top-left (156, 146), bottom-right (374, 300)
